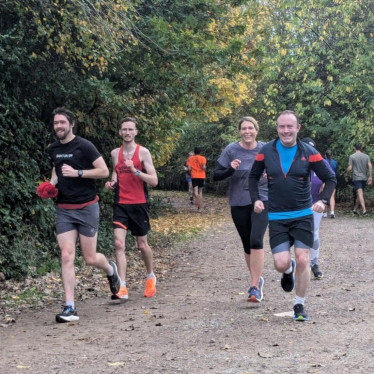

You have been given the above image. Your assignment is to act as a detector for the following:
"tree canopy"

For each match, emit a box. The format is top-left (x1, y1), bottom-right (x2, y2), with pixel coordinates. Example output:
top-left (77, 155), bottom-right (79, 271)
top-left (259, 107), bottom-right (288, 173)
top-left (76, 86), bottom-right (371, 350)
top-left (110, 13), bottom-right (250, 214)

top-left (0, 0), bottom-right (260, 278)
top-left (2, 0), bottom-right (374, 278)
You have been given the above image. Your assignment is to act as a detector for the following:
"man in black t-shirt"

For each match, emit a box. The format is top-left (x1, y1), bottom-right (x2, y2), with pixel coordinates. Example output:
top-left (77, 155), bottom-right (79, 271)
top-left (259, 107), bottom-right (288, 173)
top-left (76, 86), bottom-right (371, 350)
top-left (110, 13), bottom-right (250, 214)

top-left (41, 107), bottom-right (121, 323)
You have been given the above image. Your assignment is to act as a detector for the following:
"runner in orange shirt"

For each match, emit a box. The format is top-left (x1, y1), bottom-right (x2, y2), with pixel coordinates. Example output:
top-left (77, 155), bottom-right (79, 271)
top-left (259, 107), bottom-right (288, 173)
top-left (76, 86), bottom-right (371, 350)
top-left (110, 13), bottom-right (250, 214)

top-left (186, 147), bottom-right (206, 211)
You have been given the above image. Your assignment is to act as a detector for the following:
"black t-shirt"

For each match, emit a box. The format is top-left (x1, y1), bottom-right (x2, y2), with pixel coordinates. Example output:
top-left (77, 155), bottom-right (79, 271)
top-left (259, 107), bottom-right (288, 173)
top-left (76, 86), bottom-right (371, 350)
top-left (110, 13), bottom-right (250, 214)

top-left (47, 136), bottom-right (101, 204)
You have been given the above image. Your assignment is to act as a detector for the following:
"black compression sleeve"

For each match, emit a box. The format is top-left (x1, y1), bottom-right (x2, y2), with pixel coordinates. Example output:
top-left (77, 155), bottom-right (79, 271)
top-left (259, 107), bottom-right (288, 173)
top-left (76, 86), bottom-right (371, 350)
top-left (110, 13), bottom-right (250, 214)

top-left (213, 162), bottom-right (236, 181)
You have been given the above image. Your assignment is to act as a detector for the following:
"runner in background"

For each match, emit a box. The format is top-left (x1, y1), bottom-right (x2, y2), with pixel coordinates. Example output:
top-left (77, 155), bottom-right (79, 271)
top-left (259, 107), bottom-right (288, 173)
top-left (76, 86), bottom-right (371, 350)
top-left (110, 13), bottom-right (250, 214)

top-left (323, 149), bottom-right (338, 218)
top-left (302, 138), bottom-right (335, 279)
top-left (184, 151), bottom-right (194, 205)
top-left (346, 142), bottom-right (372, 216)
top-left (186, 147), bottom-right (206, 211)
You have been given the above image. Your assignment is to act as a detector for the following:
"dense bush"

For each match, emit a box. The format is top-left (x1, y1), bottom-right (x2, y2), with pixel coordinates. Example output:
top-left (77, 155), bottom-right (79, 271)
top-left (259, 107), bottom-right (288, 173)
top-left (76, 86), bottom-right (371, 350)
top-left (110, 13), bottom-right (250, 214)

top-left (0, 0), bottom-right (254, 279)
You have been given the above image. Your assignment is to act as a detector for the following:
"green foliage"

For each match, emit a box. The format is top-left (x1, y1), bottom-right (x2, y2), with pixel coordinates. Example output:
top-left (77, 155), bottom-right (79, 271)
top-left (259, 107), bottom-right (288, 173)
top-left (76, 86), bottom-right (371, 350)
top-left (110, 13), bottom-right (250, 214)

top-left (0, 0), bottom-right (257, 278)
top-left (162, 0), bottom-right (374, 196)
top-left (249, 0), bottom-right (374, 173)
top-left (158, 120), bottom-right (239, 193)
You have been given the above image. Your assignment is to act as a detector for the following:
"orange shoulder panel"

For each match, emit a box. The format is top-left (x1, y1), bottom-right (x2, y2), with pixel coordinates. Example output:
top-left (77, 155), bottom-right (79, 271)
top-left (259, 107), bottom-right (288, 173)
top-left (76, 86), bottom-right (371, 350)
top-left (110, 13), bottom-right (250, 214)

top-left (309, 153), bottom-right (323, 162)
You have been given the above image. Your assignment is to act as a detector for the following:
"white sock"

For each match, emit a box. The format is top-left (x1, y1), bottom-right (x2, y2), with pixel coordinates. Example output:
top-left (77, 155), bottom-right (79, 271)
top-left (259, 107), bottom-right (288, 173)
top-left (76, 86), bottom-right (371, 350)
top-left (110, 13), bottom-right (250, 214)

top-left (294, 295), bottom-right (305, 306)
top-left (107, 265), bottom-right (114, 277)
top-left (284, 264), bottom-right (293, 274)
top-left (66, 301), bottom-right (75, 309)
top-left (147, 272), bottom-right (155, 279)
top-left (330, 210), bottom-right (334, 215)
top-left (121, 281), bottom-right (126, 287)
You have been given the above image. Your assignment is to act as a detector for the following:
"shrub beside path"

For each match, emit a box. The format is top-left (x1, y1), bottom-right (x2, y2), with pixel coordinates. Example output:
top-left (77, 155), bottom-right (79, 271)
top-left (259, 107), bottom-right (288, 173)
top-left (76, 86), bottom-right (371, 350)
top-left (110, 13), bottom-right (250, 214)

top-left (1, 193), bottom-right (374, 373)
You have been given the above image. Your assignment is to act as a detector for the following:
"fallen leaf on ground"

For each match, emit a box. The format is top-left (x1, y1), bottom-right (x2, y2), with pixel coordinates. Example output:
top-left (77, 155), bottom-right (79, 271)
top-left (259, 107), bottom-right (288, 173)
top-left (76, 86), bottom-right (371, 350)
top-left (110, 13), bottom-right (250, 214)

top-left (108, 362), bottom-right (125, 367)
top-left (274, 311), bottom-right (293, 317)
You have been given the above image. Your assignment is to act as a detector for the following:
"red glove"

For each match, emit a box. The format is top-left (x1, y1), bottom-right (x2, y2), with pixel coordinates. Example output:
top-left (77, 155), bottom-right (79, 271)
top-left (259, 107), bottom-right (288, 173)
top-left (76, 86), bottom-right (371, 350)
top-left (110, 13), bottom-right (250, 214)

top-left (36, 182), bottom-right (58, 199)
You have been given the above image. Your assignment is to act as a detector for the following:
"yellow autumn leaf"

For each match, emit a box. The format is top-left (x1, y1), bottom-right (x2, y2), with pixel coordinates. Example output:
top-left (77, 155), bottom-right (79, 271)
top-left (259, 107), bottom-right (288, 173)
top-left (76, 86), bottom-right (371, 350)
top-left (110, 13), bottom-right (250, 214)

top-left (16, 365), bottom-right (30, 370)
top-left (31, 52), bottom-right (37, 59)
top-left (324, 99), bottom-right (332, 106)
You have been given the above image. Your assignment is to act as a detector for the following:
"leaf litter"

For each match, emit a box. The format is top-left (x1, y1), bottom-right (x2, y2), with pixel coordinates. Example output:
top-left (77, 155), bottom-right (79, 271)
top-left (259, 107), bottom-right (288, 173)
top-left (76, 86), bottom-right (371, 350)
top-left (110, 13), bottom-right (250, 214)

top-left (0, 191), bottom-right (230, 323)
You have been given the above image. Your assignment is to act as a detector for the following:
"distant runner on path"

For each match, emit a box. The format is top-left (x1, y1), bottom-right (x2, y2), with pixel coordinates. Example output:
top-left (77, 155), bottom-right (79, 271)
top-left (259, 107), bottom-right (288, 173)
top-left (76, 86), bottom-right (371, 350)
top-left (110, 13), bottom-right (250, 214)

top-left (184, 151), bottom-right (194, 205)
top-left (105, 117), bottom-right (158, 300)
top-left (346, 142), bottom-right (372, 216)
top-left (323, 149), bottom-right (338, 218)
top-left (249, 110), bottom-right (336, 321)
top-left (302, 138), bottom-right (335, 279)
top-left (38, 107), bottom-right (121, 323)
top-left (186, 147), bottom-right (206, 211)
top-left (213, 116), bottom-right (268, 303)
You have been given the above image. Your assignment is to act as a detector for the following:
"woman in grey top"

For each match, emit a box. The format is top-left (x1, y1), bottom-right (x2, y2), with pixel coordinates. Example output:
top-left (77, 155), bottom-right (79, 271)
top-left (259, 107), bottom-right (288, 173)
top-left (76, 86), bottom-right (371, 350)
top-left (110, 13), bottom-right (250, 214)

top-left (213, 117), bottom-right (268, 303)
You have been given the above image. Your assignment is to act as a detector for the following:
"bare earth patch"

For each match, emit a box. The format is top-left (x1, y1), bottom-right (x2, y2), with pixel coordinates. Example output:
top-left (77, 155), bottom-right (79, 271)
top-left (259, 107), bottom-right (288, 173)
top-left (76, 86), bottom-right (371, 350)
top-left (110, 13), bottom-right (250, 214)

top-left (1, 193), bottom-right (374, 373)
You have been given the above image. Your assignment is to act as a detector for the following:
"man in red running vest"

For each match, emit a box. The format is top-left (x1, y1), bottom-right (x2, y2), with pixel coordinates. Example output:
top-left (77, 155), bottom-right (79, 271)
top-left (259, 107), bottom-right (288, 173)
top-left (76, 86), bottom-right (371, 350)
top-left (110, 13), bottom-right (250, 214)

top-left (105, 117), bottom-right (158, 299)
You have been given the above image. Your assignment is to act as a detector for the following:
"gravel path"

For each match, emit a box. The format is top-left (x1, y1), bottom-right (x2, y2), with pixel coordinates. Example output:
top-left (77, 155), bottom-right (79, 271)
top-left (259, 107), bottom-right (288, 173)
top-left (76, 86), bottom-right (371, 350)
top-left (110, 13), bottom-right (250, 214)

top-left (1, 213), bottom-right (373, 374)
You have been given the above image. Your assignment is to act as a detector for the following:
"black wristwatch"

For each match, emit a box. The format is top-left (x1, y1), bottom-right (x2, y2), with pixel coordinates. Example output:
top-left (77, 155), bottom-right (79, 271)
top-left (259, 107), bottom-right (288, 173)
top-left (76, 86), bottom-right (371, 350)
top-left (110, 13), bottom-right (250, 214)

top-left (77, 170), bottom-right (83, 178)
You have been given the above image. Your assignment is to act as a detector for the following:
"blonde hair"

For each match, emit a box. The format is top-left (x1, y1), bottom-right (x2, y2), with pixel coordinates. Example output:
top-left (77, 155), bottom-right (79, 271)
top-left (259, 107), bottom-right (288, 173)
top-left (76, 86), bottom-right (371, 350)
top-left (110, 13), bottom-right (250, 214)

top-left (238, 116), bottom-right (259, 131)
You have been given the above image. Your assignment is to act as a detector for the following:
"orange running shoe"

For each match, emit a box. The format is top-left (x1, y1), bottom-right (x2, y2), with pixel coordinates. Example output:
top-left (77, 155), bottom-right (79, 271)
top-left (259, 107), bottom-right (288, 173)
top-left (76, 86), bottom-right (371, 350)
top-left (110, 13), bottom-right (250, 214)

top-left (144, 275), bottom-right (157, 297)
top-left (111, 285), bottom-right (128, 300)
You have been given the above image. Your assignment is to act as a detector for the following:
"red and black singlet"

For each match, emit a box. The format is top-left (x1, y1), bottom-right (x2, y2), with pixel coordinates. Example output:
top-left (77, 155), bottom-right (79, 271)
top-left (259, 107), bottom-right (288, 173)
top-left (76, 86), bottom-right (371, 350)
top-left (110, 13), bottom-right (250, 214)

top-left (114, 144), bottom-right (148, 204)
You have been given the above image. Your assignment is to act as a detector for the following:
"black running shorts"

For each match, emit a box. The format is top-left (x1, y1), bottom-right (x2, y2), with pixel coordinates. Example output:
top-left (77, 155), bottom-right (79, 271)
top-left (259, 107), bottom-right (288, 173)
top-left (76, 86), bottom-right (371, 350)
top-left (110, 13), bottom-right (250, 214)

top-left (192, 178), bottom-right (205, 188)
top-left (269, 215), bottom-right (314, 252)
top-left (113, 203), bottom-right (150, 237)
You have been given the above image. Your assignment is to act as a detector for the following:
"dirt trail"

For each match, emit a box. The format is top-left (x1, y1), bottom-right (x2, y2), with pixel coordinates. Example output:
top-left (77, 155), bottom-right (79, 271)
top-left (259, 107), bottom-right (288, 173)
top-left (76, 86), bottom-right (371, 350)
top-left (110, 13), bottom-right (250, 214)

top-left (1, 213), bottom-right (374, 374)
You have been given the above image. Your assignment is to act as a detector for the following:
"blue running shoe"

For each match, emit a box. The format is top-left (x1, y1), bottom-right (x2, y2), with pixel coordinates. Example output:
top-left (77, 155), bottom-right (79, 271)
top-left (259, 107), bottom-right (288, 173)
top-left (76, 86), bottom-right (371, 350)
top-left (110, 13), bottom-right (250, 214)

top-left (248, 286), bottom-right (261, 303)
top-left (293, 303), bottom-right (310, 321)
top-left (258, 276), bottom-right (264, 300)
top-left (248, 277), bottom-right (264, 303)
top-left (281, 259), bottom-right (296, 292)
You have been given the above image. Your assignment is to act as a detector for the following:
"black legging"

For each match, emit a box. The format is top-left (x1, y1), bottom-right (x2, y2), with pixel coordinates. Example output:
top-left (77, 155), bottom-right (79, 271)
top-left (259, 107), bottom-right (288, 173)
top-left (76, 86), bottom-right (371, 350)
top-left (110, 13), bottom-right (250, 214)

top-left (230, 201), bottom-right (268, 254)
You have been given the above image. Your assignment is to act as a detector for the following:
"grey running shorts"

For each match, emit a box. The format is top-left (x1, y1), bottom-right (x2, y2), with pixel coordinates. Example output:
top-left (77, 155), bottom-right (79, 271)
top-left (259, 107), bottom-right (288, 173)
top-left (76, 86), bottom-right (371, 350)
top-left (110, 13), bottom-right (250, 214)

top-left (56, 203), bottom-right (99, 237)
